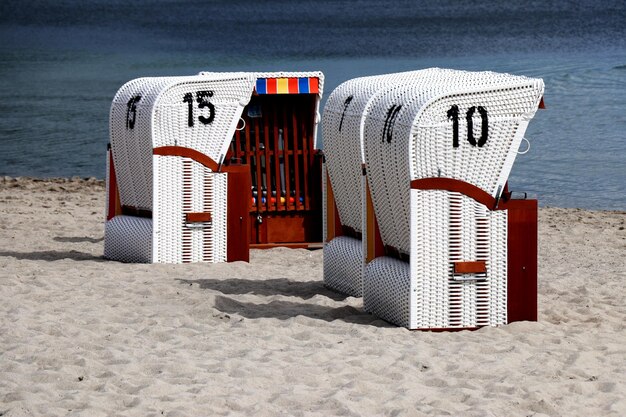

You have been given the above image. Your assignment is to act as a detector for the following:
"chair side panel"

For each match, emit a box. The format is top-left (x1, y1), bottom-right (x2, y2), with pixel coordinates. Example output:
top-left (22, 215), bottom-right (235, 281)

top-left (410, 189), bottom-right (507, 329)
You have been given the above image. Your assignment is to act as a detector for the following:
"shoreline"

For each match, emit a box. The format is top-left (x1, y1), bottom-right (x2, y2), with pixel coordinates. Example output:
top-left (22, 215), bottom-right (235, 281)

top-left (0, 178), bottom-right (624, 416)
top-left (1, 176), bottom-right (624, 214)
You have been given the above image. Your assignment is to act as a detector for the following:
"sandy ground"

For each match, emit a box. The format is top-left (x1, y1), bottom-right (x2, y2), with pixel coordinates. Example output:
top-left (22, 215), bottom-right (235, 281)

top-left (0, 177), bottom-right (624, 417)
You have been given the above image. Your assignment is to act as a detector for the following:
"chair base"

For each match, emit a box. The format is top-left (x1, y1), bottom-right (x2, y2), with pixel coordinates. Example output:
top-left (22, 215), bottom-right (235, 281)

top-left (323, 236), bottom-right (364, 297)
top-left (104, 215), bottom-right (152, 263)
top-left (363, 256), bottom-right (412, 328)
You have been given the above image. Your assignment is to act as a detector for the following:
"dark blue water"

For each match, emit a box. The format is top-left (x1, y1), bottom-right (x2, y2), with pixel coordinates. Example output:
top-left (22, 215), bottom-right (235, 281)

top-left (1, 0), bottom-right (625, 210)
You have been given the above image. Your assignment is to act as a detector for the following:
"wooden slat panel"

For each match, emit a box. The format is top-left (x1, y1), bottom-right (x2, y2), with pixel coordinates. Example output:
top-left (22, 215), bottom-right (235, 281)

top-left (263, 101), bottom-right (272, 212)
top-left (291, 101), bottom-right (301, 210)
top-left (503, 199), bottom-right (538, 323)
top-left (253, 110), bottom-right (263, 213)
top-left (272, 100), bottom-right (282, 211)
top-left (301, 99), bottom-right (310, 210)
top-left (282, 104), bottom-right (293, 210)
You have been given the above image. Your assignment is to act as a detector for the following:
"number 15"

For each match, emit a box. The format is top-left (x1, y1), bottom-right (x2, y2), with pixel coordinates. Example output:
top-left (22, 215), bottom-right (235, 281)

top-left (183, 91), bottom-right (215, 127)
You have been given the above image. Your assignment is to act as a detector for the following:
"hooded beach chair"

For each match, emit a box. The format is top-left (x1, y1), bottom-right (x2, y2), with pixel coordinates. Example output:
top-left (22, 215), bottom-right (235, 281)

top-left (358, 68), bottom-right (544, 329)
top-left (322, 70), bottom-right (427, 296)
top-left (105, 71), bottom-right (324, 263)
top-left (105, 73), bottom-right (255, 263)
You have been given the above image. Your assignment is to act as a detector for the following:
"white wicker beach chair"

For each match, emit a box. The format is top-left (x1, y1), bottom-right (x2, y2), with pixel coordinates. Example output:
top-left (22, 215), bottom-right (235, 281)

top-left (322, 70), bottom-right (428, 296)
top-left (105, 71), bottom-right (325, 263)
top-left (105, 73), bottom-right (255, 263)
top-left (360, 68), bottom-right (544, 329)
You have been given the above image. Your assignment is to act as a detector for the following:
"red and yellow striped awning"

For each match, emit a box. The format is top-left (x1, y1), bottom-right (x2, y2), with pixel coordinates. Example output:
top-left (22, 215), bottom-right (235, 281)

top-left (255, 77), bottom-right (319, 94)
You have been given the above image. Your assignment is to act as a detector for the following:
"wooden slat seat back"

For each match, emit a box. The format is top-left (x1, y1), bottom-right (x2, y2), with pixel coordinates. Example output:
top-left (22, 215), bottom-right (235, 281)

top-left (216, 71), bottom-right (325, 246)
top-left (228, 94), bottom-right (318, 214)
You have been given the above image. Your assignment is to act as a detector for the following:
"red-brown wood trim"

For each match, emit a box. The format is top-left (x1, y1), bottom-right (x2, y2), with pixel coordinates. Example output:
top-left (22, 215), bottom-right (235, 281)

top-left (106, 147), bottom-right (122, 221)
top-left (505, 199), bottom-right (538, 323)
top-left (226, 164), bottom-right (250, 262)
top-left (365, 180), bottom-right (385, 263)
top-left (185, 212), bottom-right (212, 223)
top-left (272, 103), bottom-right (282, 211)
top-left (251, 242), bottom-right (323, 250)
top-left (153, 146), bottom-right (220, 172)
top-left (301, 100), bottom-right (311, 210)
top-left (538, 96), bottom-right (546, 109)
top-left (325, 170), bottom-right (342, 242)
top-left (453, 261), bottom-right (487, 274)
top-left (411, 178), bottom-right (498, 210)
top-left (283, 104), bottom-right (293, 210)
top-left (292, 106), bottom-right (302, 210)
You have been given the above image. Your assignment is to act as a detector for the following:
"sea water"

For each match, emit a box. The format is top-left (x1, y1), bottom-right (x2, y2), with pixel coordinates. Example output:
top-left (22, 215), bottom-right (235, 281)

top-left (0, 0), bottom-right (624, 210)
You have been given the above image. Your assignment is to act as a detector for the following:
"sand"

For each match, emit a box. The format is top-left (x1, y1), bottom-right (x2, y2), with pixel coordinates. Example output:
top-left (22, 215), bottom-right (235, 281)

top-left (0, 177), bottom-right (624, 417)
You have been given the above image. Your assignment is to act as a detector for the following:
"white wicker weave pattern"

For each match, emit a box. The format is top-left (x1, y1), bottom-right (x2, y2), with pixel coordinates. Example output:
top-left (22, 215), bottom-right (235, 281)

top-left (323, 236), bottom-right (364, 296)
top-left (322, 70), bottom-right (427, 297)
top-left (110, 74), bottom-right (255, 212)
top-left (408, 189), bottom-right (507, 329)
top-left (322, 70), bottom-right (427, 235)
top-left (211, 171), bottom-right (228, 262)
top-left (363, 256), bottom-right (412, 328)
top-left (153, 155), bottom-right (228, 264)
top-left (358, 68), bottom-right (542, 329)
top-left (363, 68), bottom-right (544, 255)
top-left (107, 73), bottom-right (255, 264)
top-left (104, 215), bottom-right (152, 263)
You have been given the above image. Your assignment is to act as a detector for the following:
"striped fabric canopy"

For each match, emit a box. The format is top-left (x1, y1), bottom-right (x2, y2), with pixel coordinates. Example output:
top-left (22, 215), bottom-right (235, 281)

top-left (255, 77), bottom-right (319, 94)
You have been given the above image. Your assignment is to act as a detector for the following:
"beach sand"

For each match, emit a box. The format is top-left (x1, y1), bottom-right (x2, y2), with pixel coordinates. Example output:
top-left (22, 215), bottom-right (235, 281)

top-left (1, 177), bottom-right (624, 417)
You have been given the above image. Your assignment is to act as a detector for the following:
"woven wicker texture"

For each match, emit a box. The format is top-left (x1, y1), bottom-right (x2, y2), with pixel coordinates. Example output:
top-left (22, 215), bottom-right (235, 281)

top-left (357, 68), bottom-right (542, 329)
top-left (104, 215), bottom-right (152, 263)
top-left (363, 256), bottom-right (412, 328)
top-left (107, 73), bottom-right (256, 264)
top-left (108, 71), bottom-right (325, 264)
top-left (322, 70), bottom-right (426, 235)
top-left (110, 74), bottom-right (255, 211)
top-left (322, 71), bottom-right (426, 297)
top-left (363, 68), bottom-right (544, 255)
top-left (409, 189), bottom-right (507, 329)
top-left (152, 155), bottom-right (228, 264)
top-left (323, 236), bottom-right (364, 296)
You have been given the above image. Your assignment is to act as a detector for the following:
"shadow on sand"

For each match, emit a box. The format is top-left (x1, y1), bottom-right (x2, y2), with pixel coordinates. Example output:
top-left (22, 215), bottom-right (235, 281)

top-left (177, 277), bottom-right (392, 326)
top-left (0, 250), bottom-right (105, 262)
top-left (177, 277), bottom-right (350, 301)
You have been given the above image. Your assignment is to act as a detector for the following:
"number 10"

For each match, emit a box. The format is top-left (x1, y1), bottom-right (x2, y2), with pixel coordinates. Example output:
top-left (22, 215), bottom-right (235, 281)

top-left (447, 105), bottom-right (489, 148)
